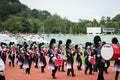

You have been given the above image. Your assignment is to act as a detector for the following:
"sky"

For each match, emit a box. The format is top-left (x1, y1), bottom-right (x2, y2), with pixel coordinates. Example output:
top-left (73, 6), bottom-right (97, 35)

top-left (19, 0), bottom-right (120, 22)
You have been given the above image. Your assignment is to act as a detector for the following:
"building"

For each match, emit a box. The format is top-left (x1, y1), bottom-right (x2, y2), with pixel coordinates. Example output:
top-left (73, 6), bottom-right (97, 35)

top-left (87, 27), bottom-right (101, 34)
top-left (103, 28), bottom-right (115, 34)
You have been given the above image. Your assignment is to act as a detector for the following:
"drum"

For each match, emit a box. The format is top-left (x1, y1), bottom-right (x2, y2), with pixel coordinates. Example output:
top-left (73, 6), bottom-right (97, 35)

top-left (54, 59), bottom-right (63, 66)
top-left (101, 44), bottom-right (120, 60)
top-left (90, 57), bottom-right (96, 65)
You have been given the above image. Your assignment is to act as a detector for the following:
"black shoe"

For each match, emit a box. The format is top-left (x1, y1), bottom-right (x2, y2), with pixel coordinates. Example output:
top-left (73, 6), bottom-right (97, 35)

top-left (62, 70), bottom-right (65, 72)
top-left (89, 73), bottom-right (94, 75)
top-left (85, 72), bottom-right (87, 75)
top-left (35, 66), bottom-right (38, 68)
top-left (105, 72), bottom-right (109, 74)
top-left (72, 74), bottom-right (76, 77)
top-left (41, 71), bottom-right (44, 73)
top-left (28, 72), bottom-right (30, 74)
top-left (67, 74), bottom-right (71, 76)
top-left (53, 76), bottom-right (57, 79)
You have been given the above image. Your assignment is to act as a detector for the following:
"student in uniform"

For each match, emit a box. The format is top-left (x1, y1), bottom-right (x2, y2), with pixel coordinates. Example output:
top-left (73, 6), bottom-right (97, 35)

top-left (65, 39), bottom-right (76, 77)
top-left (8, 43), bottom-right (16, 67)
top-left (84, 42), bottom-right (94, 75)
top-left (58, 40), bottom-right (65, 72)
top-left (1, 43), bottom-right (7, 64)
top-left (34, 47), bottom-right (39, 68)
top-left (112, 37), bottom-right (120, 80)
top-left (25, 46), bottom-right (34, 74)
top-left (0, 51), bottom-right (5, 80)
top-left (47, 39), bottom-right (58, 79)
top-left (75, 44), bottom-right (83, 70)
top-left (39, 43), bottom-right (46, 73)
top-left (93, 36), bottom-right (105, 80)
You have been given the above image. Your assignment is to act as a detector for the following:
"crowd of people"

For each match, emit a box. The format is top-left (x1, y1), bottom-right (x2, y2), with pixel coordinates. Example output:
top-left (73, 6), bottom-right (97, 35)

top-left (0, 36), bottom-right (120, 80)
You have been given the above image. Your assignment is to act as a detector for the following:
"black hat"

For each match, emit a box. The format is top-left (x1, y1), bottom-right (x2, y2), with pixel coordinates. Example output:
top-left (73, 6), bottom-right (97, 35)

top-left (94, 36), bottom-right (101, 48)
top-left (50, 38), bottom-right (56, 49)
top-left (39, 42), bottom-right (44, 48)
top-left (75, 44), bottom-right (78, 50)
top-left (58, 40), bottom-right (62, 48)
top-left (112, 37), bottom-right (119, 44)
top-left (66, 39), bottom-right (72, 49)
top-left (85, 42), bottom-right (92, 50)
top-left (9, 42), bottom-right (14, 46)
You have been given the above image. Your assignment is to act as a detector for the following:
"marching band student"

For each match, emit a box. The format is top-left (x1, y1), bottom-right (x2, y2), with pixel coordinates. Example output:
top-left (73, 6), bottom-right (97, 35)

top-left (8, 43), bottom-right (16, 67)
top-left (75, 44), bottom-right (83, 70)
top-left (16, 44), bottom-right (21, 65)
top-left (19, 48), bottom-right (24, 69)
top-left (47, 39), bottom-right (58, 79)
top-left (0, 51), bottom-right (5, 80)
top-left (112, 37), bottom-right (120, 80)
top-left (25, 46), bottom-right (34, 74)
top-left (93, 36), bottom-right (105, 80)
top-left (93, 36), bottom-right (102, 72)
top-left (39, 42), bottom-right (46, 73)
top-left (84, 42), bottom-right (94, 75)
top-left (58, 40), bottom-right (65, 72)
top-left (34, 47), bottom-right (39, 68)
top-left (1, 43), bottom-right (8, 64)
top-left (66, 39), bottom-right (76, 77)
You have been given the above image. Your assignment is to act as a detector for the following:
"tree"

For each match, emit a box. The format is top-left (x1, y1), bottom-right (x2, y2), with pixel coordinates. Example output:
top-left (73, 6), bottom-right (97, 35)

top-left (3, 16), bottom-right (23, 33)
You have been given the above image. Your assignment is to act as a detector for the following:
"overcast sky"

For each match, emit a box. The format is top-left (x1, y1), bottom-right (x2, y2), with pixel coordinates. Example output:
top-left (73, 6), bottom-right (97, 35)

top-left (19, 0), bottom-right (120, 22)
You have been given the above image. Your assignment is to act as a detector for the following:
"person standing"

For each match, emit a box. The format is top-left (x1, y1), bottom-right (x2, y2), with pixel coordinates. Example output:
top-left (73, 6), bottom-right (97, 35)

top-left (0, 51), bottom-right (5, 80)
top-left (25, 46), bottom-right (34, 74)
top-left (1, 43), bottom-right (8, 64)
top-left (39, 43), bottom-right (46, 73)
top-left (47, 39), bottom-right (58, 79)
top-left (75, 44), bottom-right (83, 70)
top-left (84, 42), bottom-right (94, 75)
top-left (112, 37), bottom-right (120, 80)
top-left (8, 43), bottom-right (16, 67)
top-left (65, 39), bottom-right (76, 77)
top-left (93, 36), bottom-right (105, 80)
top-left (58, 40), bottom-right (65, 72)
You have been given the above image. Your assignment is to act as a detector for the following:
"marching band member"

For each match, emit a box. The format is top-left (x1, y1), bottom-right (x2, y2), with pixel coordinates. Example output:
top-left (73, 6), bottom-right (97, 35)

top-left (93, 36), bottom-right (102, 72)
top-left (65, 39), bottom-right (76, 77)
top-left (39, 43), bottom-right (46, 73)
top-left (8, 42), bottom-right (16, 67)
top-left (112, 37), bottom-right (120, 80)
top-left (58, 40), bottom-right (65, 72)
top-left (93, 36), bottom-right (105, 80)
top-left (75, 44), bottom-right (83, 70)
top-left (1, 43), bottom-right (8, 64)
top-left (34, 47), bottom-right (39, 68)
top-left (25, 45), bottom-right (34, 74)
top-left (84, 42), bottom-right (94, 75)
top-left (0, 51), bottom-right (5, 80)
top-left (19, 47), bottom-right (24, 69)
top-left (47, 39), bottom-right (58, 79)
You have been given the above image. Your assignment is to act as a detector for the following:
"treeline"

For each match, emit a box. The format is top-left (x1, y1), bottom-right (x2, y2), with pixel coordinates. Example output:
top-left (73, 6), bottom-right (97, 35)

top-left (0, 0), bottom-right (120, 34)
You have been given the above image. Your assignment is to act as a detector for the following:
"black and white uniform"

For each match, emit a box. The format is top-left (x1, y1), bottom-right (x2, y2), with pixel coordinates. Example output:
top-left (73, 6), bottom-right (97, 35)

top-left (1, 48), bottom-right (7, 64)
top-left (75, 50), bottom-right (82, 70)
top-left (84, 49), bottom-right (94, 74)
top-left (0, 57), bottom-right (5, 80)
top-left (58, 48), bottom-right (65, 72)
top-left (66, 48), bottom-right (75, 76)
top-left (47, 49), bottom-right (58, 78)
top-left (39, 50), bottom-right (46, 73)
top-left (25, 50), bottom-right (34, 74)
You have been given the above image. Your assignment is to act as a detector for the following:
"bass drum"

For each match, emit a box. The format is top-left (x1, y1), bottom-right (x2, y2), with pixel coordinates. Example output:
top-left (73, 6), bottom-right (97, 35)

top-left (101, 44), bottom-right (120, 60)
